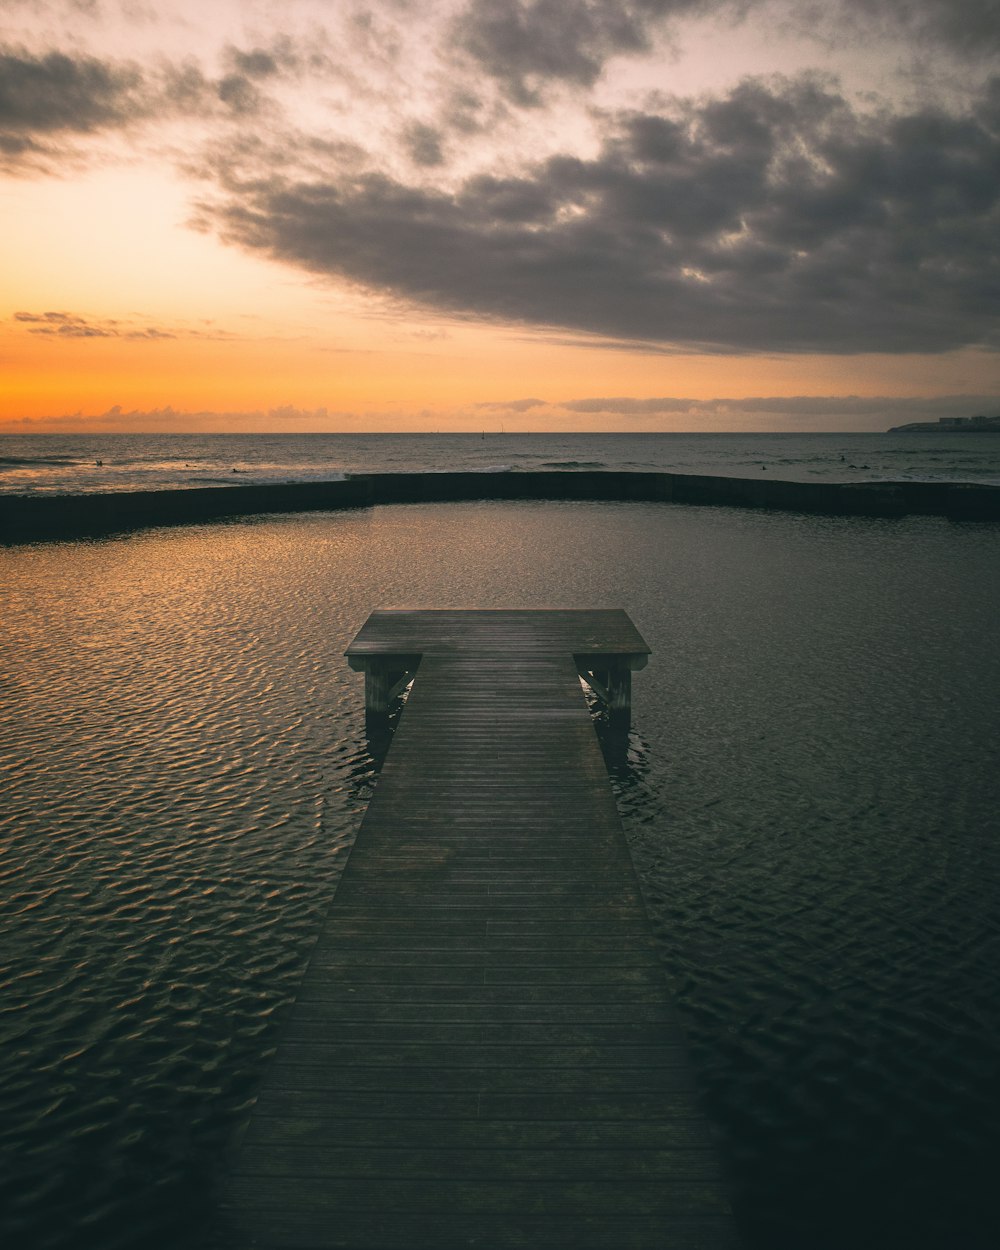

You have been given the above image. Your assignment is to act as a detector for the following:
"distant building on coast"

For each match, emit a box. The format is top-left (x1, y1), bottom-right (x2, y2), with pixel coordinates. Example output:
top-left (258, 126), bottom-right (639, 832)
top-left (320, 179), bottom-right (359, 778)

top-left (889, 414), bottom-right (1000, 432)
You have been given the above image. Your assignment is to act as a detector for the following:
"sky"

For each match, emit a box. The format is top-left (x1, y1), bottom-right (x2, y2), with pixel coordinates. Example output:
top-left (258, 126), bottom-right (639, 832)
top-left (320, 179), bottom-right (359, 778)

top-left (2, 0), bottom-right (999, 433)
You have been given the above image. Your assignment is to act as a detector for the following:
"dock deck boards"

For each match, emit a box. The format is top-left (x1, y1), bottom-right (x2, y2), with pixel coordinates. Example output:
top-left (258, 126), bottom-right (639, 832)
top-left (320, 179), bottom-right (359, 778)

top-left (221, 610), bottom-right (741, 1249)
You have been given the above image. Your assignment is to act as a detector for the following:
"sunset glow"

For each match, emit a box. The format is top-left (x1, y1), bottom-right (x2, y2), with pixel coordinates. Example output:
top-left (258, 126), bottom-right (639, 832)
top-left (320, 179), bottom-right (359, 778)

top-left (3, 0), bottom-right (998, 432)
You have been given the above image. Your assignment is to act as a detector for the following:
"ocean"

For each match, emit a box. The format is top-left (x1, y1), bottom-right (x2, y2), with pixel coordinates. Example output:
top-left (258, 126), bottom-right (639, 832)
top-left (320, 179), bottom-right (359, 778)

top-left (3, 430), bottom-right (1000, 495)
top-left (1, 445), bottom-right (999, 1249)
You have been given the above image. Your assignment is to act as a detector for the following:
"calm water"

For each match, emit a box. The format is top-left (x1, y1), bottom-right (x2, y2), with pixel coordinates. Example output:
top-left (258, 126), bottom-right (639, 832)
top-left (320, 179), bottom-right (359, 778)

top-left (3, 430), bottom-right (1000, 494)
top-left (2, 501), bottom-right (999, 1249)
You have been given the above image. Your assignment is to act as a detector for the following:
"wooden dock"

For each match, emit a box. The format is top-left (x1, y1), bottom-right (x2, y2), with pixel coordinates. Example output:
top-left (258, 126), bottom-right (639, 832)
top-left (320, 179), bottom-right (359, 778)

top-left (221, 610), bottom-right (741, 1249)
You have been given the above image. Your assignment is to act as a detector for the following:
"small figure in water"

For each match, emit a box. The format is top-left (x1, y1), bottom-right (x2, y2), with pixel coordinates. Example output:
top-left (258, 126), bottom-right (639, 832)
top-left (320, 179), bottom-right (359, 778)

top-left (95, 459), bottom-right (103, 466)
top-left (761, 464), bottom-right (767, 470)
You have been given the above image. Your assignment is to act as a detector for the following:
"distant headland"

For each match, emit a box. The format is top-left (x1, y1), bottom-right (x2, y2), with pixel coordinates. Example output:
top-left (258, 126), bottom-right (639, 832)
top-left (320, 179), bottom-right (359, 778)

top-left (889, 415), bottom-right (1000, 432)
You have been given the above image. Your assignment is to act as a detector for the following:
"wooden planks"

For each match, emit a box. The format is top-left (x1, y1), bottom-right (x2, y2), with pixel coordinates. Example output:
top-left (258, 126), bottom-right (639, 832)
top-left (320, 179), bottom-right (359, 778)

top-left (344, 607), bottom-right (651, 665)
top-left (346, 609), bottom-right (649, 722)
top-left (221, 611), bottom-right (741, 1249)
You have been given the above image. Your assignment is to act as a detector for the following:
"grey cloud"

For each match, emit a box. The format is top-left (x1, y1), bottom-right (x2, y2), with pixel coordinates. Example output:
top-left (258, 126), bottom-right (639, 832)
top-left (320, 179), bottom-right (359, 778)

top-left (216, 73), bottom-right (262, 115)
top-left (453, 0), bottom-right (646, 103)
top-left (450, 1), bottom-right (739, 105)
top-left (0, 45), bottom-right (283, 170)
top-left (12, 310), bottom-right (197, 341)
top-left (477, 397), bottom-right (548, 410)
top-left (561, 394), bottom-right (1000, 416)
top-left (442, 88), bottom-right (491, 135)
top-left (0, 48), bottom-right (147, 133)
top-left (0, 46), bottom-right (195, 171)
top-left (228, 48), bottom-right (281, 80)
top-left (7, 404), bottom-right (361, 431)
top-left (45, 324), bottom-right (115, 337)
top-left (15, 310), bottom-right (97, 323)
top-left (0, 132), bottom-right (36, 155)
top-left (451, 0), bottom-right (748, 106)
top-left (404, 122), bottom-right (446, 167)
top-left (452, 1), bottom-right (1000, 108)
top-left (15, 310), bottom-right (119, 337)
top-left (837, 0), bottom-right (1000, 56)
top-left (162, 60), bottom-right (211, 113)
top-left (207, 74), bottom-right (1000, 354)
top-left (220, 38), bottom-right (339, 85)
top-left (202, 42), bottom-right (316, 117)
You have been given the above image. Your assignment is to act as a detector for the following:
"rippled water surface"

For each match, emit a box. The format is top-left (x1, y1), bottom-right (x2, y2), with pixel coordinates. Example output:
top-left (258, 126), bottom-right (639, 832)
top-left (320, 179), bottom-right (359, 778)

top-left (4, 430), bottom-right (1000, 493)
top-left (2, 502), bottom-right (999, 1249)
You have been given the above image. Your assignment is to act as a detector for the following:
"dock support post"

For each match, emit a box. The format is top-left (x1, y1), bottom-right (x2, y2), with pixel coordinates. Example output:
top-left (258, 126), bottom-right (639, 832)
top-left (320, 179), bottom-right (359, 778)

top-left (578, 660), bottom-right (633, 730)
top-left (364, 663), bottom-right (391, 715)
top-left (362, 659), bottom-right (417, 714)
top-left (607, 664), bottom-right (632, 722)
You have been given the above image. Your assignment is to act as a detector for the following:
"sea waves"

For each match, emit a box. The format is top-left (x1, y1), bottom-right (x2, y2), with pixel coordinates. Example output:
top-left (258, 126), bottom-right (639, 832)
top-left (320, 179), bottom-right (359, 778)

top-left (3, 431), bottom-right (1000, 495)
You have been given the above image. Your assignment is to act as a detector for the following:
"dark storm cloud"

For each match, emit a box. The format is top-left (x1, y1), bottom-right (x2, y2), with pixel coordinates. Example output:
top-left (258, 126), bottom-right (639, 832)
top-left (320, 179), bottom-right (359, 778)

top-left (206, 73), bottom-right (1000, 354)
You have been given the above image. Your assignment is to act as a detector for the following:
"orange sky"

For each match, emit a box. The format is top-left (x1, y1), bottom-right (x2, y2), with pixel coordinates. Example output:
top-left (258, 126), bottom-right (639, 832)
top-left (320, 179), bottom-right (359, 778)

top-left (2, 1), bottom-right (998, 432)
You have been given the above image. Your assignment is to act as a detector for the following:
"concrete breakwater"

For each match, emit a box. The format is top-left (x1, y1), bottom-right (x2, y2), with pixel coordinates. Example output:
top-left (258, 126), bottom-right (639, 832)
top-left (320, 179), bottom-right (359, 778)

top-left (3, 470), bottom-right (999, 541)
top-left (0, 479), bottom-right (373, 542)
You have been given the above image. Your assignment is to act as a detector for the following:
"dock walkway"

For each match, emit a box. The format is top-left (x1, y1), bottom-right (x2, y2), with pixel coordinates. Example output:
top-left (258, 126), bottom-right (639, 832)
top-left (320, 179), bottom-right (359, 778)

top-left (222, 610), bottom-right (741, 1249)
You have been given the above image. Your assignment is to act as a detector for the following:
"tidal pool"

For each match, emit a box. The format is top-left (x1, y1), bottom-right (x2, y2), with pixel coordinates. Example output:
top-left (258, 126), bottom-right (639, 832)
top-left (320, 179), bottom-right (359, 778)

top-left (2, 501), bottom-right (998, 1249)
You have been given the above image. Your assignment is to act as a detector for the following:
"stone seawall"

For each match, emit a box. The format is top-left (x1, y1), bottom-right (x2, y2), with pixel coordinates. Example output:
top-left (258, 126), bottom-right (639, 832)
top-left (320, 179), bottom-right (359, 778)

top-left (361, 470), bottom-right (1000, 519)
top-left (0, 479), bottom-right (372, 542)
top-left (3, 471), bottom-right (999, 542)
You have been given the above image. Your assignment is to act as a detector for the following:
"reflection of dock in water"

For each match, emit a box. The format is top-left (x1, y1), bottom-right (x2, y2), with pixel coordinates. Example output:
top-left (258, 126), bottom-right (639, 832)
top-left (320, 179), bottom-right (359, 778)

top-left (221, 610), bottom-right (742, 1249)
